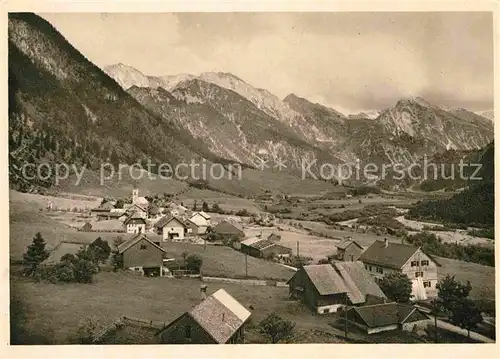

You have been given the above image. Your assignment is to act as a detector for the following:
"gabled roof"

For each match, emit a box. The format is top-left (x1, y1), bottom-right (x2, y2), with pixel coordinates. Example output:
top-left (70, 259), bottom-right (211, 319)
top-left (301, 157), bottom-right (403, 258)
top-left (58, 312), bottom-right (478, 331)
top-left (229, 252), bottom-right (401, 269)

top-left (332, 261), bottom-right (387, 304)
top-left (154, 215), bottom-right (187, 229)
top-left (359, 240), bottom-right (421, 269)
top-left (188, 289), bottom-right (251, 344)
top-left (126, 203), bottom-right (147, 212)
top-left (117, 234), bottom-right (165, 254)
top-left (124, 212), bottom-right (147, 225)
top-left (191, 211), bottom-right (211, 220)
top-left (212, 221), bottom-right (244, 235)
top-left (348, 303), bottom-right (429, 328)
top-left (295, 264), bottom-right (349, 296)
top-left (336, 238), bottom-right (363, 251)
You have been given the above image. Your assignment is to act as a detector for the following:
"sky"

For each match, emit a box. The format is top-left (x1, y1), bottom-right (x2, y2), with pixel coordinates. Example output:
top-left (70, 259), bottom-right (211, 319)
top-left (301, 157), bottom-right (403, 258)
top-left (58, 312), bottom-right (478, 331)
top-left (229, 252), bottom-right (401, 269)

top-left (40, 12), bottom-right (493, 114)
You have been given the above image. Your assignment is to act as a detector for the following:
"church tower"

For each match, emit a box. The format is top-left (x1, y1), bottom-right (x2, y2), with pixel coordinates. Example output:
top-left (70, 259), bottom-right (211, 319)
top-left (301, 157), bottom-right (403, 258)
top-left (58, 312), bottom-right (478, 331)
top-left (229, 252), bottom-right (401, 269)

top-left (132, 188), bottom-right (139, 204)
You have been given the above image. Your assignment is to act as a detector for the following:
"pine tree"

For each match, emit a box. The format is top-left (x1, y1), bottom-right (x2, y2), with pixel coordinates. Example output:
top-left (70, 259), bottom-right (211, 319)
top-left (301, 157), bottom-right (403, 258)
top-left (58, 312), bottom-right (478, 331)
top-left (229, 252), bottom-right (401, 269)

top-left (23, 232), bottom-right (50, 276)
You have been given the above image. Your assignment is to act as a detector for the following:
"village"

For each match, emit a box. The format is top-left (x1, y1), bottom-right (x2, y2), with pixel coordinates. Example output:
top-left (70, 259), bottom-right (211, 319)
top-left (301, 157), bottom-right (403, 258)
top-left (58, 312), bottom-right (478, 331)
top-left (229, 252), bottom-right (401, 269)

top-left (10, 185), bottom-right (495, 345)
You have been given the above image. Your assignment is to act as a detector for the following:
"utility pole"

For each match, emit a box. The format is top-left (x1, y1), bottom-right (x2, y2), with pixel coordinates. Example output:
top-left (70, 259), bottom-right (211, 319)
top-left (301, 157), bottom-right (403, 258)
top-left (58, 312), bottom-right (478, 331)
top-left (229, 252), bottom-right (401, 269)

top-left (296, 241), bottom-right (300, 258)
top-left (245, 253), bottom-right (248, 277)
top-left (344, 294), bottom-right (348, 339)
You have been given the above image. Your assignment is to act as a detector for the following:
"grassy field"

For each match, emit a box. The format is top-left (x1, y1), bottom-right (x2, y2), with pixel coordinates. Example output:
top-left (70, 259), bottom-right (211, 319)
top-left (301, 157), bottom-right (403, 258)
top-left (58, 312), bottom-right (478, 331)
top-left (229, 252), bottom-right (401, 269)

top-left (244, 225), bottom-right (339, 262)
top-left (436, 257), bottom-right (495, 300)
top-left (10, 271), bottom-right (339, 344)
top-left (9, 201), bottom-right (125, 260)
top-left (57, 166), bottom-right (345, 199)
top-left (10, 197), bottom-right (293, 280)
top-left (10, 190), bottom-right (101, 210)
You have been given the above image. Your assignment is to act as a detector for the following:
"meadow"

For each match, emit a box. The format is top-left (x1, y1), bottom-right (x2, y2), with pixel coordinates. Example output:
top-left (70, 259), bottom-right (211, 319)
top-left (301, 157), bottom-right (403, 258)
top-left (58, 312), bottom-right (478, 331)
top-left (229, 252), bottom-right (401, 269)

top-left (10, 270), bottom-right (338, 344)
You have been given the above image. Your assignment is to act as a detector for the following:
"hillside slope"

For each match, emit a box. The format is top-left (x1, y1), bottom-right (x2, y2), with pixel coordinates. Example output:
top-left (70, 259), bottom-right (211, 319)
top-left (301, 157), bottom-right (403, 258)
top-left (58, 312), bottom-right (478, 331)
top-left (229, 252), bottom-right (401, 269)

top-left (8, 13), bottom-right (210, 191)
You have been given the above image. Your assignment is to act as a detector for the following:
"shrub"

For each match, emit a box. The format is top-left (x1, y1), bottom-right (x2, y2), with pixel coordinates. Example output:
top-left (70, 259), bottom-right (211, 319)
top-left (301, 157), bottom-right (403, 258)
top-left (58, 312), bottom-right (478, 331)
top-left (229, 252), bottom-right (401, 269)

top-left (257, 313), bottom-right (296, 343)
top-left (186, 254), bottom-right (203, 272)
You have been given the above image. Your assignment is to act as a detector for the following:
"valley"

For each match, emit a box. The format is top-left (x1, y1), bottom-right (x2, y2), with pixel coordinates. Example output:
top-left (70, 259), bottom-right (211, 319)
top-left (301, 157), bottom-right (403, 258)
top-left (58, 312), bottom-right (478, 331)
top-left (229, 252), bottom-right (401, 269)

top-left (8, 12), bottom-right (495, 346)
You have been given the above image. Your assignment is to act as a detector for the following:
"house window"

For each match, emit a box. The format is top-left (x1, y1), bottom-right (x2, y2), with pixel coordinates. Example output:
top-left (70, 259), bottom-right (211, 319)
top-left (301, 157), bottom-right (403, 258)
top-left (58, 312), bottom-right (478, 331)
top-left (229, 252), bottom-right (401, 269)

top-left (364, 265), bottom-right (368, 271)
top-left (410, 261), bottom-right (418, 267)
top-left (423, 281), bottom-right (431, 288)
top-left (421, 260), bottom-right (429, 266)
top-left (140, 244), bottom-right (147, 250)
top-left (184, 325), bottom-right (191, 339)
top-left (415, 272), bottom-right (423, 278)
top-left (376, 267), bottom-right (383, 274)
top-left (369, 265), bottom-right (372, 271)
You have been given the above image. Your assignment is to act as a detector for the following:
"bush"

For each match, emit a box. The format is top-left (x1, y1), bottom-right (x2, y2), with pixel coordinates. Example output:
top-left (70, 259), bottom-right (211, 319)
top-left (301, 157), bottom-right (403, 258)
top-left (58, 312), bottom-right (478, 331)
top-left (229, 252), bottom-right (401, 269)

top-left (186, 254), bottom-right (203, 272)
top-left (257, 313), bottom-right (296, 343)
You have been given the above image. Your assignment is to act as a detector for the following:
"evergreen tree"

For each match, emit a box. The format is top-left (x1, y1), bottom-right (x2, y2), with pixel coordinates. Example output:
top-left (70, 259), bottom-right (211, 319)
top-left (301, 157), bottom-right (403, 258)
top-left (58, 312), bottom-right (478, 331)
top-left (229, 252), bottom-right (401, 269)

top-left (202, 201), bottom-right (209, 212)
top-left (23, 232), bottom-right (50, 276)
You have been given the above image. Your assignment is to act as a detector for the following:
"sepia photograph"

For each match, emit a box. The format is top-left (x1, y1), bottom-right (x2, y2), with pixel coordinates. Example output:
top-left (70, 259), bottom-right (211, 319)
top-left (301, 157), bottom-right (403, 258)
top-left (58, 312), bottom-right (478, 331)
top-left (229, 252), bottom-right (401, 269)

top-left (6, 7), bottom-right (496, 349)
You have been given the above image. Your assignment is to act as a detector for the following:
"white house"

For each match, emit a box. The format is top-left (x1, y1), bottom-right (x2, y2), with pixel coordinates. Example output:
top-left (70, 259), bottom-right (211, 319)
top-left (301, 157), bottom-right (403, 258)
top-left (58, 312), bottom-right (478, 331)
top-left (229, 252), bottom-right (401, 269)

top-left (359, 239), bottom-right (439, 301)
top-left (123, 212), bottom-right (147, 234)
top-left (189, 211), bottom-right (211, 227)
top-left (154, 215), bottom-right (188, 241)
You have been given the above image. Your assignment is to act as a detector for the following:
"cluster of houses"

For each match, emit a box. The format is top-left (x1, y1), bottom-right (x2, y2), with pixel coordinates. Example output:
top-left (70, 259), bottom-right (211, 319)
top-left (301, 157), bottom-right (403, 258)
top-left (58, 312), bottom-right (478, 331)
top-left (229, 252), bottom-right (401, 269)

top-left (69, 189), bottom-right (443, 342)
top-left (84, 188), bottom-right (214, 238)
top-left (102, 238), bottom-right (436, 343)
top-left (97, 234), bottom-right (437, 342)
top-left (336, 237), bottom-right (439, 301)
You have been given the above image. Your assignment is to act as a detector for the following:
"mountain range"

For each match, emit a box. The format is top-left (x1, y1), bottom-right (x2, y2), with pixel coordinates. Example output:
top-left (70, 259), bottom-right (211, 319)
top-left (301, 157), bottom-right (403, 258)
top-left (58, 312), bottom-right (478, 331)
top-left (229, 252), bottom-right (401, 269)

top-left (8, 13), bottom-right (495, 193)
top-left (106, 63), bottom-right (493, 170)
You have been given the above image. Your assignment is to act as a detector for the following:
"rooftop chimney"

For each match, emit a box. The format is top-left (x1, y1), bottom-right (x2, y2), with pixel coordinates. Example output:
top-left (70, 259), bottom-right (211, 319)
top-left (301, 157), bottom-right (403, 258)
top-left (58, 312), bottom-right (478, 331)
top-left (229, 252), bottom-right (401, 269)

top-left (384, 238), bottom-right (388, 248)
top-left (200, 284), bottom-right (207, 301)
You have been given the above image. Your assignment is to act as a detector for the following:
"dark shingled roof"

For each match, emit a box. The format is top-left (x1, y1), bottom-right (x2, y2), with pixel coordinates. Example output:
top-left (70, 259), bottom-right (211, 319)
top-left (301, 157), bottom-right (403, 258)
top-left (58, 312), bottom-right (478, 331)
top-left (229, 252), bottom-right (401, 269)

top-left (332, 261), bottom-right (387, 304)
top-left (336, 239), bottom-right (363, 251)
top-left (124, 212), bottom-right (147, 225)
top-left (302, 265), bottom-right (349, 295)
top-left (162, 289), bottom-right (251, 344)
top-left (359, 240), bottom-right (419, 269)
top-left (348, 303), bottom-right (429, 328)
top-left (154, 215), bottom-right (187, 229)
top-left (212, 221), bottom-right (244, 236)
top-left (117, 234), bottom-right (165, 254)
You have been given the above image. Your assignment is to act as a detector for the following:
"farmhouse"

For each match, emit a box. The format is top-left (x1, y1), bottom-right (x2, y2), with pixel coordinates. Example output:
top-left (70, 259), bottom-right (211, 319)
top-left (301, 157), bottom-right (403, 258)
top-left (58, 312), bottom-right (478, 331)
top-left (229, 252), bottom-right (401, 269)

top-left (185, 219), bottom-right (207, 236)
top-left (170, 203), bottom-right (188, 217)
top-left (287, 262), bottom-right (387, 314)
top-left (97, 211), bottom-right (128, 222)
top-left (359, 239), bottom-right (439, 300)
top-left (157, 288), bottom-right (251, 344)
top-left (155, 215), bottom-right (188, 241)
top-left (346, 303), bottom-right (430, 334)
top-left (211, 221), bottom-right (245, 239)
top-left (240, 237), bottom-right (292, 259)
top-left (189, 211), bottom-right (211, 227)
top-left (90, 201), bottom-right (115, 216)
top-left (116, 234), bottom-right (166, 276)
top-left (335, 238), bottom-right (364, 261)
top-left (124, 213), bottom-right (147, 234)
